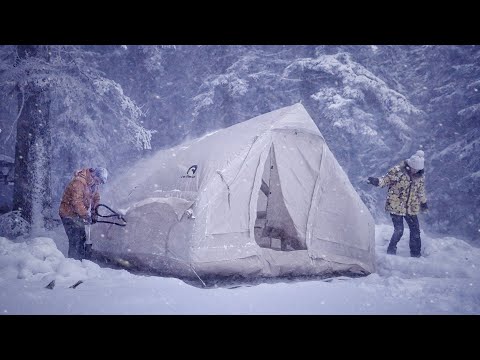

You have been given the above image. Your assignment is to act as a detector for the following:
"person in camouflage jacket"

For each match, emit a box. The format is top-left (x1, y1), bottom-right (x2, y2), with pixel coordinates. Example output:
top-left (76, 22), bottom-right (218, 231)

top-left (368, 150), bottom-right (428, 257)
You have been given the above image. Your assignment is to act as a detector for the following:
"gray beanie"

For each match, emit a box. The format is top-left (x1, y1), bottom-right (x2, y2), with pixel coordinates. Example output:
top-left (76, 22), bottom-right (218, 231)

top-left (406, 150), bottom-right (425, 170)
top-left (92, 167), bottom-right (108, 184)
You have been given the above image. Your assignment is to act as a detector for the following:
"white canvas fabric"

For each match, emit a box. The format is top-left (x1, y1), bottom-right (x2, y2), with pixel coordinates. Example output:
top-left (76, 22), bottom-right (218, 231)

top-left (92, 103), bottom-right (375, 278)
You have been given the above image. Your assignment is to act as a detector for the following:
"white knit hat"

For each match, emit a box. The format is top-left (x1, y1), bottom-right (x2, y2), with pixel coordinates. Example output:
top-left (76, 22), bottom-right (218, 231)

top-left (93, 167), bottom-right (108, 184)
top-left (407, 150), bottom-right (425, 170)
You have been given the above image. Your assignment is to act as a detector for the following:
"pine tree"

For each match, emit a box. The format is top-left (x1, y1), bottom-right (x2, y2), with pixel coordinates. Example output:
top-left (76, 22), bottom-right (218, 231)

top-left (1, 45), bottom-right (155, 233)
top-left (12, 45), bottom-right (52, 228)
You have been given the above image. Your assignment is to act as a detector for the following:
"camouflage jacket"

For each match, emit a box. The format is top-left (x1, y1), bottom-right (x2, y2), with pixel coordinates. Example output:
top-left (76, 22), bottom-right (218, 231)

top-left (378, 161), bottom-right (427, 216)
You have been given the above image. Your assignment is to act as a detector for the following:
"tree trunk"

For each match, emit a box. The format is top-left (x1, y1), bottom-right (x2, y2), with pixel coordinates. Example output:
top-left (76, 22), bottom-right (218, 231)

top-left (12, 45), bottom-right (52, 231)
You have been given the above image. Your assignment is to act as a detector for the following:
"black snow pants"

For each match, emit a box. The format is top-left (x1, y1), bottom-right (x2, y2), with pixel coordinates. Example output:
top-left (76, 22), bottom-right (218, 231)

top-left (387, 213), bottom-right (421, 257)
top-left (61, 217), bottom-right (92, 260)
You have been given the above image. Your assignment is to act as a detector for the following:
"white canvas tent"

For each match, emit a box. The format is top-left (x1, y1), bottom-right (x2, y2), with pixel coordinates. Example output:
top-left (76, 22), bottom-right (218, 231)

top-left (92, 103), bottom-right (375, 279)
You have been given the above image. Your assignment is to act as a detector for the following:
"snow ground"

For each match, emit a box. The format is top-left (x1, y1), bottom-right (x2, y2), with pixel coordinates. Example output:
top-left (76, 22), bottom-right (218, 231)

top-left (0, 224), bottom-right (479, 314)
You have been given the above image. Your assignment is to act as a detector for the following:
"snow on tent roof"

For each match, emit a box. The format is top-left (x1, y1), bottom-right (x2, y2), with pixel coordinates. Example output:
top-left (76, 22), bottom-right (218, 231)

top-left (92, 103), bottom-right (375, 280)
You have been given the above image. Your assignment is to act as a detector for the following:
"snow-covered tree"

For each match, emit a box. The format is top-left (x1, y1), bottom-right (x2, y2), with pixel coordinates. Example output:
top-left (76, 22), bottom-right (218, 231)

top-left (0, 45), bottom-right (155, 232)
top-left (2, 45), bottom-right (477, 242)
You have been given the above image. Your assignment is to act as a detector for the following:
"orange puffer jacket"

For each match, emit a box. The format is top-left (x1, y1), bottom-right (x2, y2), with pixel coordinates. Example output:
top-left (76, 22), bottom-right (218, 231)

top-left (59, 168), bottom-right (100, 219)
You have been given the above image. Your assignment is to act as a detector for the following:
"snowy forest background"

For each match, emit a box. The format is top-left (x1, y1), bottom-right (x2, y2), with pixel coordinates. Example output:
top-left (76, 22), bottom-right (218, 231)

top-left (0, 45), bottom-right (478, 244)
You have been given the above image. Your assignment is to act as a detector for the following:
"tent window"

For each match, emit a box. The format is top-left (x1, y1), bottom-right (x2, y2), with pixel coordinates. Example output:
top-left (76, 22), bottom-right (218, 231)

top-left (254, 145), bottom-right (306, 251)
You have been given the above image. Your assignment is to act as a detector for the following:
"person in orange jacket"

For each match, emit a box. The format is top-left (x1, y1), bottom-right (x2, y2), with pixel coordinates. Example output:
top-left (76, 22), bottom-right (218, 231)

top-left (59, 167), bottom-right (108, 260)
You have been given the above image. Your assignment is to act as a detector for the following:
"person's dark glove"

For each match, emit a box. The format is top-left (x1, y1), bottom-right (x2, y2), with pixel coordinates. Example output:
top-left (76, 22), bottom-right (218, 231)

top-left (91, 214), bottom-right (98, 224)
top-left (420, 202), bottom-right (428, 212)
top-left (82, 216), bottom-right (93, 225)
top-left (367, 177), bottom-right (379, 186)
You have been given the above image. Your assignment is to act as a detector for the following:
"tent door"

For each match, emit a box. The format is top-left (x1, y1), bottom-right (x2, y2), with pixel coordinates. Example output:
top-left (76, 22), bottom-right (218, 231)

top-left (254, 145), bottom-right (305, 251)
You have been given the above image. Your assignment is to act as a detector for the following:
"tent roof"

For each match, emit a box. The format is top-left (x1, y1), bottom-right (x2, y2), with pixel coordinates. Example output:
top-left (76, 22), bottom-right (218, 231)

top-left (106, 103), bottom-right (324, 207)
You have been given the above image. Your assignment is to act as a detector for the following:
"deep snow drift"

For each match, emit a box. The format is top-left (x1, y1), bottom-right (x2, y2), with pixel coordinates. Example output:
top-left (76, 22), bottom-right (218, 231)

top-left (0, 224), bottom-right (479, 314)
